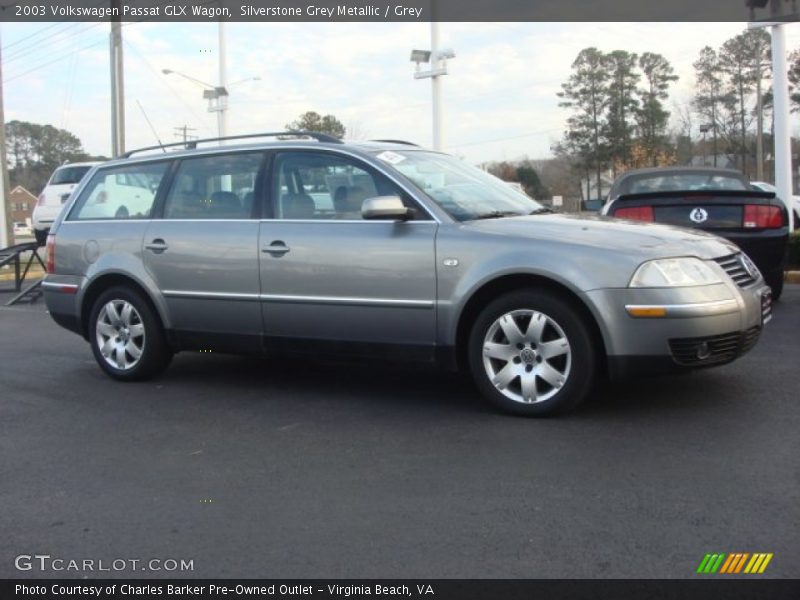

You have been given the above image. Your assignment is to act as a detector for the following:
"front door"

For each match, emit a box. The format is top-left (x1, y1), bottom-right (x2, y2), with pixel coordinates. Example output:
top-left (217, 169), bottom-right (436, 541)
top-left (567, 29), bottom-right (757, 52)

top-left (258, 150), bottom-right (438, 358)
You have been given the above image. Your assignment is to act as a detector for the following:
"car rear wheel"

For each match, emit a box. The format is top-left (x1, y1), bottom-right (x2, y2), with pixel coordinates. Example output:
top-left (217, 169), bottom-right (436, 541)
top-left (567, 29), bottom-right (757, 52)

top-left (89, 286), bottom-right (172, 381)
top-left (468, 289), bottom-right (597, 416)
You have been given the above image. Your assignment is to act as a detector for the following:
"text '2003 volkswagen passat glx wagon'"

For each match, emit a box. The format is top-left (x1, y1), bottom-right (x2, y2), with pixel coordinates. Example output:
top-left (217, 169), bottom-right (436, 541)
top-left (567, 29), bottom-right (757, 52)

top-left (43, 132), bottom-right (772, 416)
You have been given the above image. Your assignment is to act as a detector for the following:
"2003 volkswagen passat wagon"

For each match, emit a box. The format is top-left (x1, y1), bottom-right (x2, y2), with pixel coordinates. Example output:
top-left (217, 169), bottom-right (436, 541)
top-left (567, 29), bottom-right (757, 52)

top-left (43, 132), bottom-right (772, 415)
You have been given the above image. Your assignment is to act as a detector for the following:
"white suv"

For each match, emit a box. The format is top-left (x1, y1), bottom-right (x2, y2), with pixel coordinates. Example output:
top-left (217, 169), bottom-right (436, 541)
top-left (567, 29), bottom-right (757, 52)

top-left (32, 162), bottom-right (99, 245)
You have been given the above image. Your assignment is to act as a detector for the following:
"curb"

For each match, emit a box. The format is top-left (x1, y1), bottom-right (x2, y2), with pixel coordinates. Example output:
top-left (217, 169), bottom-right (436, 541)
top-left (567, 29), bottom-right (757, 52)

top-left (786, 271), bottom-right (800, 284)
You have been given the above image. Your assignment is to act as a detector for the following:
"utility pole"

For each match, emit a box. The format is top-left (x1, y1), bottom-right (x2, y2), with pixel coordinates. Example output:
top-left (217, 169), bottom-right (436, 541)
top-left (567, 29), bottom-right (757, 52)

top-left (748, 0), bottom-right (796, 231)
top-left (174, 125), bottom-right (197, 143)
top-left (771, 23), bottom-right (793, 230)
top-left (217, 20), bottom-right (228, 141)
top-left (109, 0), bottom-right (125, 157)
top-left (430, 21), bottom-right (443, 150)
top-left (0, 31), bottom-right (12, 249)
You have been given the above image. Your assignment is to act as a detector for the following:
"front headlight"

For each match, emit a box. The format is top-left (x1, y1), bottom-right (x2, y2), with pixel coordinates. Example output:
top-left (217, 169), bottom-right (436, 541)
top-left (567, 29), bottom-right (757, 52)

top-left (629, 257), bottom-right (723, 288)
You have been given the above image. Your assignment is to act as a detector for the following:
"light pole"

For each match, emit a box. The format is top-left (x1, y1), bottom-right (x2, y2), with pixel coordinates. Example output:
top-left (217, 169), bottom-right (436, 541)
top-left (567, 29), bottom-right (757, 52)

top-left (699, 124), bottom-right (710, 166)
top-left (162, 69), bottom-right (259, 141)
top-left (410, 24), bottom-right (455, 151)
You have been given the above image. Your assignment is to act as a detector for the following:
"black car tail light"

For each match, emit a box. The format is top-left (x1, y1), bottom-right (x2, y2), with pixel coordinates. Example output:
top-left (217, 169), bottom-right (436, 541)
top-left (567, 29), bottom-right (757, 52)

top-left (743, 205), bottom-right (783, 228)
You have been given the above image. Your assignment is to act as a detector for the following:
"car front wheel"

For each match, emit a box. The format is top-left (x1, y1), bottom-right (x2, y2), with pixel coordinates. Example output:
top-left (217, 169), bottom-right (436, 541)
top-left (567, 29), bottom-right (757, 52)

top-left (89, 286), bottom-right (172, 381)
top-left (468, 289), bottom-right (597, 416)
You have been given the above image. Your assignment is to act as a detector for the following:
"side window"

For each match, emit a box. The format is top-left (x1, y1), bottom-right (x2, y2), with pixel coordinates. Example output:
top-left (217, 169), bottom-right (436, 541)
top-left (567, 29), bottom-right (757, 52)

top-left (163, 152), bottom-right (263, 219)
top-left (273, 152), bottom-right (408, 220)
top-left (69, 162), bottom-right (167, 221)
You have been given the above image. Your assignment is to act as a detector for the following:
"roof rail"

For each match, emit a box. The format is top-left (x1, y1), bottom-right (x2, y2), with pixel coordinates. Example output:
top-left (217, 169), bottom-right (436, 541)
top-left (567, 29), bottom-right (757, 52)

top-left (369, 139), bottom-right (419, 147)
top-left (121, 131), bottom-right (343, 158)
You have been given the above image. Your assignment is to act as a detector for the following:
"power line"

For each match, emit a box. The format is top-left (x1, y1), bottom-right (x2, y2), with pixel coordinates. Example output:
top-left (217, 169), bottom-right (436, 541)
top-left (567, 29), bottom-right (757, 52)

top-left (449, 128), bottom-right (562, 149)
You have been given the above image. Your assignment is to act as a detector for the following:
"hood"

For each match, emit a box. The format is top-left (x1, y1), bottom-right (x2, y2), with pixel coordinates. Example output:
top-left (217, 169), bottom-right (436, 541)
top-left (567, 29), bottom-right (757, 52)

top-left (463, 213), bottom-right (739, 261)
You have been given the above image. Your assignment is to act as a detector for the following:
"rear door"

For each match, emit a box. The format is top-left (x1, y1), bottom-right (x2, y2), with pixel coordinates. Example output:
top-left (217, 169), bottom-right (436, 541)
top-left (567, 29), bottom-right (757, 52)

top-left (258, 150), bottom-right (438, 358)
top-left (142, 151), bottom-right (266, 351)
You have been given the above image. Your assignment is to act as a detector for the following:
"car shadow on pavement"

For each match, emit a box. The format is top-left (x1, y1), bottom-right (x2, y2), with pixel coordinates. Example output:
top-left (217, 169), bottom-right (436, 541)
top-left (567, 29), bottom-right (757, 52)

top-left (155, 351), bottom-right (730, 419)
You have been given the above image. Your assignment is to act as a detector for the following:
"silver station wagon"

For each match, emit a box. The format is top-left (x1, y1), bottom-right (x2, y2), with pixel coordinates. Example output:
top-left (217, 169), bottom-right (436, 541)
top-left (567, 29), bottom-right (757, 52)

top-left (43, 132), bottom-right (772, 415)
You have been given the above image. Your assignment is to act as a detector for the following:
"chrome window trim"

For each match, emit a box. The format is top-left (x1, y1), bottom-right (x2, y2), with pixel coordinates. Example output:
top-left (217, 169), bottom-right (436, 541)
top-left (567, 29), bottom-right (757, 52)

top-left (62, 144), bottom-right (446, 225)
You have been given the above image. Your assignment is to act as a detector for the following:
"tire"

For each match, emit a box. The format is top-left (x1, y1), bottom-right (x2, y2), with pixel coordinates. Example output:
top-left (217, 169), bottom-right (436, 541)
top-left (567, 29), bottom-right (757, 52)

top-left (766, 272), bottom-right (784, 302)
top-left (468, 289), bottom-right (597, 416)
top-left (88, 286), bottom-right (172, 381)
top-left (34, 228), bottom-right (48, 246)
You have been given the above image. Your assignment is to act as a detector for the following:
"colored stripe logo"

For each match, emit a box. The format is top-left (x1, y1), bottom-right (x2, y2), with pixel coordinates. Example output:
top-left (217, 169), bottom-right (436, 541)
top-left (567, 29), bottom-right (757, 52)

top-left (696, 553), bottom-right (773, 574)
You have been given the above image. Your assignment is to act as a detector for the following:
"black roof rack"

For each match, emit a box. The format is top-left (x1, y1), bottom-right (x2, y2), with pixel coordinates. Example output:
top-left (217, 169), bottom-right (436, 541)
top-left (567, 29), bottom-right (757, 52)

top-left (369, 139), bottom-right (419, 147)
top-left (121, 131), bottom-right (343, 158)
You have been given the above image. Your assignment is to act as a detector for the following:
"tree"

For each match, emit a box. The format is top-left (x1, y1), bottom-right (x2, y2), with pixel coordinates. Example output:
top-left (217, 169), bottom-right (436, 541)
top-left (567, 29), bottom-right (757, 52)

top-left (285, 111), bottom-right (346, 139)
top-left (604, 50), bottom-right (640, 172)
top-left (636, 52), bottom-right (678, 167)
top-left (557, 48), bottom-right (611, 201)
top-left (788, 49), bottom-right (800, 112)
top-left (693, 47), bottom-right (726, 166)
top-left (719, 30), bottom-right (765, 172)
top-left (516, 161), bottom-right (550, 200)
top-left (4, 120), bottom-right (93, 193)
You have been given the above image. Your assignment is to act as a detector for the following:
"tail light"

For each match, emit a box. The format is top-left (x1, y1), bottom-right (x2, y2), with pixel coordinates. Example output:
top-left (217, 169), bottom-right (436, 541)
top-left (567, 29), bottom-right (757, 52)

top-left (743, 205), bottom-right (783, 228)
top-left (45, 233), bottom-right (56, 274)
top-left (614, 206), bottom-right (654, 222)
top-left (37, 193), bottom-right (45, 206)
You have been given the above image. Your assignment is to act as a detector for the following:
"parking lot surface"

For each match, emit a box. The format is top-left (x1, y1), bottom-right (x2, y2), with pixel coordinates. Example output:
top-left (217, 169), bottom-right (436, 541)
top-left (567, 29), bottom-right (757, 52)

top-left (1, 288), bottom-right (798, 578)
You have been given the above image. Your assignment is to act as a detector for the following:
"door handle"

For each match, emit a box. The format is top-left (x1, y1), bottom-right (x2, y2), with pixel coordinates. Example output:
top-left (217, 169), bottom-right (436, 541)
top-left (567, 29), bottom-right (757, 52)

top-left (262, 241), bottom-right (290, 256)
top-left (145, 239), bottom-right (169, 253)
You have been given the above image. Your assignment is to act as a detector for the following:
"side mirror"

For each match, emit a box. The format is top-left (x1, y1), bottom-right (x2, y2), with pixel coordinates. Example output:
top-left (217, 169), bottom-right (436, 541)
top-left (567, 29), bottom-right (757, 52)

top-left (361, 196), bottom-right (412, 221)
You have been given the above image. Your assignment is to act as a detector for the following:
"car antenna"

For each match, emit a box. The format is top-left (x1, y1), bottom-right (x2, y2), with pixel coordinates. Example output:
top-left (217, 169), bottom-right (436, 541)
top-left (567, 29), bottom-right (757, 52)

top-left (135, 100), bottom-right (167, 153)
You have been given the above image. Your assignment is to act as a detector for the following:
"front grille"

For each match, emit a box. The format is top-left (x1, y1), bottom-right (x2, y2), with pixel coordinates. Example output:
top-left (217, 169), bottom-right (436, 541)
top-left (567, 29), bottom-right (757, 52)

top-left (669, 326), bottom-right (761, 367)
top-left (713, 253), bottom-right (757, 288)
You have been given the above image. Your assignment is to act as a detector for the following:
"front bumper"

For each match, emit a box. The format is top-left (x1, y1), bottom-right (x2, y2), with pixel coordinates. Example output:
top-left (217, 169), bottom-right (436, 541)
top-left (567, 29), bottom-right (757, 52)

top-left (584, 280), bottom-right (770, 380)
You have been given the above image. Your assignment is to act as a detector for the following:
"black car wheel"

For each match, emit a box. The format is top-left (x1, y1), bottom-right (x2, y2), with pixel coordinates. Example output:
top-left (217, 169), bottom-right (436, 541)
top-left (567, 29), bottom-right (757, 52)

top-left (34, 228), bottom-right (48, 246)
top-left (468, 289), bottom-right (597, 416)
top-left (765, 272), bottom-right (784, 302)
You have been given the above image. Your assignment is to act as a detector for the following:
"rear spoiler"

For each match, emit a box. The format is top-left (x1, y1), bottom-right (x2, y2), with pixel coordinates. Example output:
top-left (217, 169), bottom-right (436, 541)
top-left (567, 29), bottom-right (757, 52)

top-left (615, 189), bottom-right (776, 202)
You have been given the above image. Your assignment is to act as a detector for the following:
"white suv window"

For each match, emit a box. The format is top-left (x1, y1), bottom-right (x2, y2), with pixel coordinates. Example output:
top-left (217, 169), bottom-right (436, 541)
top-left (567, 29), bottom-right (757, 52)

top-left (69, 162), bottom-right (168, 221)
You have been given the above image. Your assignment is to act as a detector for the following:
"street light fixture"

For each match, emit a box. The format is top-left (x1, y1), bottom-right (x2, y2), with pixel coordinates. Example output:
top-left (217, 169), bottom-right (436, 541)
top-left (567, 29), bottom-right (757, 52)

top-left (162, 70), bottom-right (259, 141)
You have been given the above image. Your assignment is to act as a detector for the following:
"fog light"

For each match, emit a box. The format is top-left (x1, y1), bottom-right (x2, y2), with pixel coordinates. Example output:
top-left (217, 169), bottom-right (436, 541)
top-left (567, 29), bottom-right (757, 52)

top-left (696, 342), bottom-right (711, 360)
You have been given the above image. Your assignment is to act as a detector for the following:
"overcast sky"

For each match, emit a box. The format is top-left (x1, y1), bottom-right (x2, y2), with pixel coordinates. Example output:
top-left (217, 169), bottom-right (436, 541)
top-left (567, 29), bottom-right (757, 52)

top-left (3, 21), bottom-right (800, 164)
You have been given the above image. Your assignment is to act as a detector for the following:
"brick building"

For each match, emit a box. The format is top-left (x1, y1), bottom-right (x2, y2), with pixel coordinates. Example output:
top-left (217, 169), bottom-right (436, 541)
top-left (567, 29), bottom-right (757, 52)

top-left (9, 185), bottom-right (36, 226)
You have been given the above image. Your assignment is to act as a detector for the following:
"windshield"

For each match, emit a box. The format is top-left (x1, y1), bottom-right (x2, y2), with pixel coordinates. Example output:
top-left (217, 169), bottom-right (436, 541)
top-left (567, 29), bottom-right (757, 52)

top-left (374, 150), bottom-right (544, 221)
top-left (51, 166), bottom-right (93, 185)
top-left (624, 172), bottom-right (747, 194)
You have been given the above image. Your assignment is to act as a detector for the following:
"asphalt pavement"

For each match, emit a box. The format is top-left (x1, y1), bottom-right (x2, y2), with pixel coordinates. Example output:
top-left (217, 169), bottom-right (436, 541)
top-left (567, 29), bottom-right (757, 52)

top-left (0, 288), bottom-right (798, 579)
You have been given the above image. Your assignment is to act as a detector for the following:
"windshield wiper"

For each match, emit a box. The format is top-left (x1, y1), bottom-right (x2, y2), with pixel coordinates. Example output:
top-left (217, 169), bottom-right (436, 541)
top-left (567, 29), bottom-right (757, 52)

top-left (470, 210), bottom-right (523, 220)
top-left (528, 207), bottom-right (553, 215)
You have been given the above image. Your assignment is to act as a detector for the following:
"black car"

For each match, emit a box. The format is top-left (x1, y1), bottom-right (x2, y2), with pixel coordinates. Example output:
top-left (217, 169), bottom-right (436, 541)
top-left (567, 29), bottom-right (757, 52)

top-left (602, 167), bottom-right (789, 300)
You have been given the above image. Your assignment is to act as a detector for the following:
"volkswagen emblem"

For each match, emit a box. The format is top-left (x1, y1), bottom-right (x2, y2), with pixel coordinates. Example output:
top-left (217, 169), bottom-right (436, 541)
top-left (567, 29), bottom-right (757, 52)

top-left (689, 208), bottom-right (709, 223)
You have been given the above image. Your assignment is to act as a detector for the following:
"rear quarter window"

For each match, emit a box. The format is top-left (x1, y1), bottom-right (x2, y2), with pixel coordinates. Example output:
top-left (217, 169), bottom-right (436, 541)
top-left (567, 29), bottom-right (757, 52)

top-left (68, 162), bottom-right (169, 221)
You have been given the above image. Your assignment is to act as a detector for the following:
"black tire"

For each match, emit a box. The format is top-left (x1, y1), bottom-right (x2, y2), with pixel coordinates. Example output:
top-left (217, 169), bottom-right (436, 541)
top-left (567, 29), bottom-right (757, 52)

top-left (766, 272), bottom-right (784, 302)
top-left (34, 228), bottom-right (48, 246)
top-left (468, 289), bottom-right (597, 416)
top-left (88, 286), bottom-right (172, 381)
